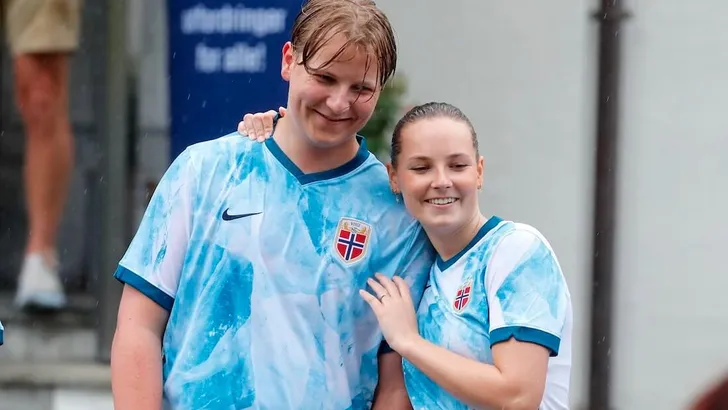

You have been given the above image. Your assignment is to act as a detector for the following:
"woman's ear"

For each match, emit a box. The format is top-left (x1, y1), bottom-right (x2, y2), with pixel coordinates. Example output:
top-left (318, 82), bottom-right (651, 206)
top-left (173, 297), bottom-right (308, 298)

top-left (386, 162), bottom-right (399, 194)
top-left (477, 155), bottom-right (485, 190)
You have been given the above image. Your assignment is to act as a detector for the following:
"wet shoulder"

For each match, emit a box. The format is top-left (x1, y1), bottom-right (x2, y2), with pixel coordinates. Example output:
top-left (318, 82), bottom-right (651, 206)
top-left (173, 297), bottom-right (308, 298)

top-left (480, 219), bottom-right (565, 295)
top-left (467, 219), bottom-right (557, 269)
top-left (182, 133), bottom-right (271, 188)
top-left (485, 221), bottom-right (556, 255)
top-left (184, 132), bottom-right (263, 170)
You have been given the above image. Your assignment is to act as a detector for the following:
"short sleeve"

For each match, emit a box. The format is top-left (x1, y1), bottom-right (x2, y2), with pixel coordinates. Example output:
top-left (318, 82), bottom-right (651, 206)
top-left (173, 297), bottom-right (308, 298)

top-left (486, 227), bottom-right (570, 356)
top-left (113, 148), bottom-right (197, 311)
top-left (0, 320), bottom-right (4, 345)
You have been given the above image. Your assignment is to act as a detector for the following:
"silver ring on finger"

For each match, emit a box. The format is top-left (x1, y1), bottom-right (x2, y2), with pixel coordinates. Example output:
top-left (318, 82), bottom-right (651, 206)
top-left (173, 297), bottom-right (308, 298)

top-left (378, 293), bottom-right (389, 302)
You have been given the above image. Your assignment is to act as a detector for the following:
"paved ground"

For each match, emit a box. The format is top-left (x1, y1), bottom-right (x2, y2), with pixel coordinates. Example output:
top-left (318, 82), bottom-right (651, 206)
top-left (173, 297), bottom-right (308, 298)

top-left (0, 293), bottom-right (113, 410)
top-left (0, 388), bottom-right (112, 410)
top-left (54, 389), bottom-right (113, 410)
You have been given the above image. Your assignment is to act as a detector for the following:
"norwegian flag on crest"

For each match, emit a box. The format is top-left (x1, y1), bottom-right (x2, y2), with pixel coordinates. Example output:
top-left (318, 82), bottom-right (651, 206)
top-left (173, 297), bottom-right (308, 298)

top-left (453, 280), bottom-right (472, 312)
top-left (334, 217), bottom-right (371, 264)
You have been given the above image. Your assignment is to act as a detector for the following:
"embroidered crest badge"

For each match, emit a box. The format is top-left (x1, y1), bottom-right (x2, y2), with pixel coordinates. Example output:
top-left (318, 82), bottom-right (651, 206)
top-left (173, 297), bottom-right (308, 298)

top-left (334, 217), bottom-right (372, 264)
top-left (453, 279), bottom-right (473, 312)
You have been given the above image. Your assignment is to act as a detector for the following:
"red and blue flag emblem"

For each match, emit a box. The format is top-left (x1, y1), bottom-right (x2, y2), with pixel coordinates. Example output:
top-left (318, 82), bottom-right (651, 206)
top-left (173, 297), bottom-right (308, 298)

top-left (334, 217), bottom-right (371, 264)
top-left (453, 280), bottom-right (472, 312)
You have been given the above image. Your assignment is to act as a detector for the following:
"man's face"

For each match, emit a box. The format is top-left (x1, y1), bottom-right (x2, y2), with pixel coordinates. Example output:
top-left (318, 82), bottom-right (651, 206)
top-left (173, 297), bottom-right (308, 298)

top-left (281, 34), bottom-right (381, 149)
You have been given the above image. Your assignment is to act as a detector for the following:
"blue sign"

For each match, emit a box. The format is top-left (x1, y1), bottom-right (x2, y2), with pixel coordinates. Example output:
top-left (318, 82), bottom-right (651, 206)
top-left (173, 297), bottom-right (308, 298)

top-left (167, 1), bottom-right (301, 160)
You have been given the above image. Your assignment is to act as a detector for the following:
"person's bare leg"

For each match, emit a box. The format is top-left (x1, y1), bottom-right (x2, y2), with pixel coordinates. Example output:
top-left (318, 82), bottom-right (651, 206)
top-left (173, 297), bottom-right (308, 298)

top-left (14, 52), bottom-right (73, 310)
top-left (18, 53), bottom-right (74, 253)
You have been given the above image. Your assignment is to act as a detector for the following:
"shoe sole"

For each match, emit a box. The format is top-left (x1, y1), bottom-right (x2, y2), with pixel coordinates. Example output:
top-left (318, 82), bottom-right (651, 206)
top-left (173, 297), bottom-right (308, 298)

top-left (15, 293), bottom-right (67, 312)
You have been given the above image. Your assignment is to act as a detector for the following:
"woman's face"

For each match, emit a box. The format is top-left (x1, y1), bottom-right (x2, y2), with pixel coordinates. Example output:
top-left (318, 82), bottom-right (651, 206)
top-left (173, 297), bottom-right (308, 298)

top-left (389, 116), bottom-right (483, 235)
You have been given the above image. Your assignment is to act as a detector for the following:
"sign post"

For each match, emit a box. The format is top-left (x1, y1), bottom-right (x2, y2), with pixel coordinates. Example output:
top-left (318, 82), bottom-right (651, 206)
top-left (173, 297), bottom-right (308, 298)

top-left (167, 1), bottom-right (300, 160)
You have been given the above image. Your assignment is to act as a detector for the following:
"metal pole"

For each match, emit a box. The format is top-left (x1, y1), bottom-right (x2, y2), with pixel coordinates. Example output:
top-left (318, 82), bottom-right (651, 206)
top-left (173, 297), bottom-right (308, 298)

top-left (588, 1), bottom-right (629, 409)
top-left (95, 0), bottom-right (128, 363)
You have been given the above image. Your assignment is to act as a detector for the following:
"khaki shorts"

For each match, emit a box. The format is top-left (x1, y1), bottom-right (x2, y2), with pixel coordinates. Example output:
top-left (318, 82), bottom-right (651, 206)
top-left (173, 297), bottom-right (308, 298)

top-left (3, 0), bottom-right (82, 55)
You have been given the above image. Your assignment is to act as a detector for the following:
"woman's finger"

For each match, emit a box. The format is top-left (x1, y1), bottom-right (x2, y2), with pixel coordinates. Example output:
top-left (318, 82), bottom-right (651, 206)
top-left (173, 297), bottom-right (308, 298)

top-left (367, 277), bottom-right (389, 300)
top-left (393, 276), bottom-right (413, 304)
top-left (242, 113), bottom-right (255, 139)
top-left (375, 273), bottom-right (400, 298)
top-left (251, 113), bottom-right (267, 141)
top-left (359, 289), bottom-right (383, 314)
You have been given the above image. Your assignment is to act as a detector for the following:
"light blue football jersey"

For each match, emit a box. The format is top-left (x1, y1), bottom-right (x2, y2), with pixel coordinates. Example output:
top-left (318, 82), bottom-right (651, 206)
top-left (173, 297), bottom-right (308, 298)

top-left (114, 133), bottom-right (435, 409)
top-left (404, 217), bottom-right (572, 410)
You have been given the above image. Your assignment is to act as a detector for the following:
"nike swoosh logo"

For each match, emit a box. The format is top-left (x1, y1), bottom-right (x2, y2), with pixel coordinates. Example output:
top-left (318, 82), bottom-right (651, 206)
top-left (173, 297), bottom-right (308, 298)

top-left (222, 209), bottom-right (262, 221)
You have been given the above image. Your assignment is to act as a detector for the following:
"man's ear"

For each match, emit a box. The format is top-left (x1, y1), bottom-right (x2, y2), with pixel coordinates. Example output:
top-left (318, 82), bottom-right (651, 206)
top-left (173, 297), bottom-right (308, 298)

top-left (281, 42), bottom-right (294, 81)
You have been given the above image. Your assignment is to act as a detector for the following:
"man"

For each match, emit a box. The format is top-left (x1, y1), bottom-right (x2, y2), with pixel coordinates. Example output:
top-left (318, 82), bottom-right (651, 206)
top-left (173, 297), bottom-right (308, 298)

top-left (110, 0), bottom-right (434, 408)
top-left (3, 0), bottom-right (83, 310)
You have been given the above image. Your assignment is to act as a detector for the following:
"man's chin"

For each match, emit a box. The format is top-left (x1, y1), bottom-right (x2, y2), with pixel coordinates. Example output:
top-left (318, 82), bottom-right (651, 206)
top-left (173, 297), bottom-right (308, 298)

top-left (304, 128), bottom-right (357, 148)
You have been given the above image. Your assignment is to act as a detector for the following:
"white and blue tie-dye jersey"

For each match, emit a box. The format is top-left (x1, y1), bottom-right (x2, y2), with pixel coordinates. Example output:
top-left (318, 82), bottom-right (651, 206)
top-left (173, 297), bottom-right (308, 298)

top-left (404, 216), bottom-right (572, 410)
top-left (114, 134), bottom-right (434, 409)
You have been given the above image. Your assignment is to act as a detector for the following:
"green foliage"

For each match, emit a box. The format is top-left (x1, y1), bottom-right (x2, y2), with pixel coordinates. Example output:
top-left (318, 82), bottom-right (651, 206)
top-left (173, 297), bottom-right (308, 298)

top-left (360, 74), bottom-right (408, 158)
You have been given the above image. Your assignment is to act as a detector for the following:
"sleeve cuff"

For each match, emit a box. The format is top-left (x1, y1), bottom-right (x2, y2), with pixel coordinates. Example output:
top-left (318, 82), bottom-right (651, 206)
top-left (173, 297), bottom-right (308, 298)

top-left (378, 340), bottom-right (395, 355)
top-left (114, 265), bottom-right (174, 311)
top-left (490, 326), bottom-right (561, 357)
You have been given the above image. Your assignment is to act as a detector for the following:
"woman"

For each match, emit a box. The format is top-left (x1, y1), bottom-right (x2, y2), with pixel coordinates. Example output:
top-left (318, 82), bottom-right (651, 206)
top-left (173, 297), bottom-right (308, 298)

top-left (238, 102), bottom-right (573, 409)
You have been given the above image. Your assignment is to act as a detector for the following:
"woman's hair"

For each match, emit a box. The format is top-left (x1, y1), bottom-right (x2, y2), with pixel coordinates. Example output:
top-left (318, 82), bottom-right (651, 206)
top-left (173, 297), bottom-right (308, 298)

top-left (290, 0), bottom-right (397, 88)
top-left (390, 102), bottom-right (478, 167)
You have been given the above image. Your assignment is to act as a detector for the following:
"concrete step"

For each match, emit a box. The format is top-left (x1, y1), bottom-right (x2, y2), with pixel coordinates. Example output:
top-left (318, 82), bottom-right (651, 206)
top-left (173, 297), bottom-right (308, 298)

top-left (0, 362), bottom-right (110, 389)
top-left (0, 386), bottom-right (113, 410)
top-left (0, 293), bottom-right (99, 363)
top-left (0, 293), bottom-right (113, 410)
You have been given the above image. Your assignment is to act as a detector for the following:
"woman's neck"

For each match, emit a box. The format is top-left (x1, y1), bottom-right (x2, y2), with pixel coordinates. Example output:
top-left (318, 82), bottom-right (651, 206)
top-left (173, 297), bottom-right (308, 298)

top-left (425, 212), bottom-right (488, 262)
top-left (272, 116), bottom-right (360, 174)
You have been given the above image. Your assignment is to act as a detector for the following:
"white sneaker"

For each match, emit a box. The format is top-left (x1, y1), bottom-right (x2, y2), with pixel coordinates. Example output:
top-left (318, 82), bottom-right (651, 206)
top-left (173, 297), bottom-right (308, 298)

top-left (14, 251), bottom-right (67, 311)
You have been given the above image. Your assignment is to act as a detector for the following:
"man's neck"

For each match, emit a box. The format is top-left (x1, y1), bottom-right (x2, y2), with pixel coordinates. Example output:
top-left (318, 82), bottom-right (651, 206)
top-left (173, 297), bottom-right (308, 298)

top-left (272, 116), bottom-right (361, 174)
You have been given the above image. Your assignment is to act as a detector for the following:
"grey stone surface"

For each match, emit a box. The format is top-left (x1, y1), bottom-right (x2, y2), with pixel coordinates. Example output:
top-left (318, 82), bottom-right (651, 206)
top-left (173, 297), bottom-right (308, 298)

top-left (0, 388), bottom-right (53, 410)
top-left (0, 293), bottom-right (98, 363)
top-left (54, 388), bottom-right (113, 410)
top-left (0, 363), bottom-right (111, 390)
